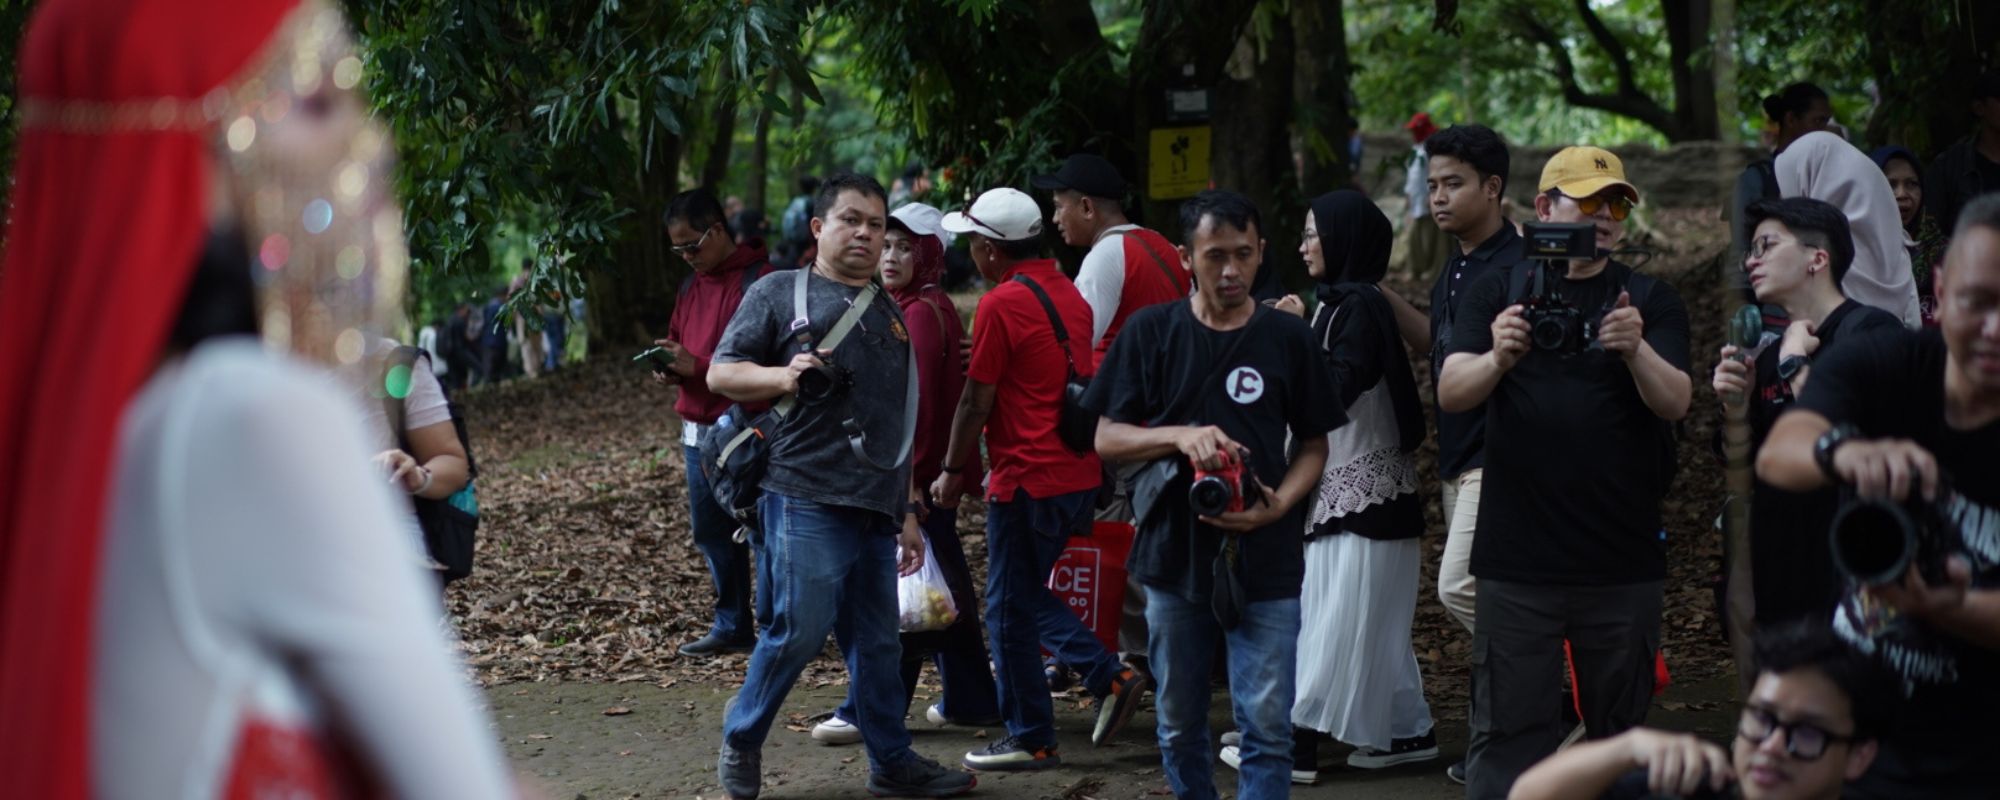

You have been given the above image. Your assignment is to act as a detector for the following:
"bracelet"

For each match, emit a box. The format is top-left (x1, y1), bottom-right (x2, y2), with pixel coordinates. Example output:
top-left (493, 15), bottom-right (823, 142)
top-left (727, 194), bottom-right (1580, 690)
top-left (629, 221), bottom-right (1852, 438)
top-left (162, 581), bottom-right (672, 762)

top-left (410, 466), bottom-right (434, 496)
top-left (940, 464), bottom-right (963, 475)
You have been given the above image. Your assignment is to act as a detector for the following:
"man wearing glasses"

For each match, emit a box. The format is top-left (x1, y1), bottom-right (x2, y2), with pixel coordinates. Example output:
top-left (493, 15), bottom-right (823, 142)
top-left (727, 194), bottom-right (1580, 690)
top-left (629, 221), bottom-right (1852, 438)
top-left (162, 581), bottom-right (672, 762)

top-left (1509, 622), bottom-right (1890, 800)
top-left (1439, 146), bottom-right (1693, 798)
top-left (656, 187), bottom-right (774, 657)
top-left (1710, 198), bottom-right (1902, 631)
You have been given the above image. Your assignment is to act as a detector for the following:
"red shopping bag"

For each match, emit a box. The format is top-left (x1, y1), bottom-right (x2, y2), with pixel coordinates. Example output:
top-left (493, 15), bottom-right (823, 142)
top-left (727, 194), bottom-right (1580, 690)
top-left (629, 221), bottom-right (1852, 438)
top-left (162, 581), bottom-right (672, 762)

top-left (1045, 521), bottom-right (1134, 653)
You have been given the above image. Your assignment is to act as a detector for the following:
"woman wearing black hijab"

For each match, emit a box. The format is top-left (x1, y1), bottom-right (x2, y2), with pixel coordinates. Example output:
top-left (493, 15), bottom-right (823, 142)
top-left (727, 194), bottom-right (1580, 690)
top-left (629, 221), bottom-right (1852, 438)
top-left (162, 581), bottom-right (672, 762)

top-left (1225, 190), bottom-right (1438, 783)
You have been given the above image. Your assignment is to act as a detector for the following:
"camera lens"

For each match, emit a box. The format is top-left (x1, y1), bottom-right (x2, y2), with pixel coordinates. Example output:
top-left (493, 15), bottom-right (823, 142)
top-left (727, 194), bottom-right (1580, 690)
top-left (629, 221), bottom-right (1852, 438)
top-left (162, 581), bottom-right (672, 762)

top-left (1531, 315), bottom-right (1571, 351)
top-left (796, 365), bottom-right (833, 403)
top-left (1189, 476), bottom-right (1232, 517)
top-left (1830, 500), bottom-right (1917, 586)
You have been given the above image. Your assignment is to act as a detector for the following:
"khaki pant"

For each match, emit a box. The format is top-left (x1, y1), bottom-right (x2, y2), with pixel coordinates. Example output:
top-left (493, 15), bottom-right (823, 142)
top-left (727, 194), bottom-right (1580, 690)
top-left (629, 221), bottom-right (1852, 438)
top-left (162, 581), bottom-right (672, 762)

top-left (1438, 468), bottom-right (1482, 633)
top-left (516, 315), bottom-right (546, 379)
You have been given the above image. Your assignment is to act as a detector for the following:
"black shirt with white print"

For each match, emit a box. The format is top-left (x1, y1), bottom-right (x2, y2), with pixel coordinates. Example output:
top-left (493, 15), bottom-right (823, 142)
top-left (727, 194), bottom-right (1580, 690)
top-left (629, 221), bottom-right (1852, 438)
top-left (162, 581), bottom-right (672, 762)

top-left (1081, 302), bottom-right (1345, 603)
top-left (1794, 326), bottom-right (2000, 796)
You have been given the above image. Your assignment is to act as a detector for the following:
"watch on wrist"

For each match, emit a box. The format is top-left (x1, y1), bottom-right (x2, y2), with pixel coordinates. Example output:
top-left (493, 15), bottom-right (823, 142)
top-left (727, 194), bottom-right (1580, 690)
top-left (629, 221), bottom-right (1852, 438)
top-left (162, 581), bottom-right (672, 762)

top-left (1778, 354), bottom-right (1810, 383)
top-left (1813, 423), bottom-right (1859, 483)
top-left (940, 463), bottom-right (963, 475)
top-left (907, 501), bottom-right (925, 518)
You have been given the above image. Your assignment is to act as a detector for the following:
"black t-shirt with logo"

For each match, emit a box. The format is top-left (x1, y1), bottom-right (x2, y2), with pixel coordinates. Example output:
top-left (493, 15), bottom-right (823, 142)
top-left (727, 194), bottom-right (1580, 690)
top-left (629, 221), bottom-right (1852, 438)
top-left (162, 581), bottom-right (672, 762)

top-left (1447, 261), bottom-right (1693, 585)
top-left (1428, 222), bottom-right (1524, 480)
top-left (1081, 302), bottom-right (1345, 603)
top-left (1794, 327), bottom-right (2000, 796)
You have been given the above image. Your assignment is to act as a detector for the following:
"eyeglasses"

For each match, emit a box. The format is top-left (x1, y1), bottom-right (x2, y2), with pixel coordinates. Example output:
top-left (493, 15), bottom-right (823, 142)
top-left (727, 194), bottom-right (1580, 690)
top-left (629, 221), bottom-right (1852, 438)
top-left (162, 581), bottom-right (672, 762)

top-left (1301, 229), bottom-right (1320, 244)
top-left (670, 227), bottom-right (714, 257)
top-left (1562, 192), bottom-right (1636, 221)
top-left (1738, 705), bottom-right (1856, 761)
top-left (1748, 234), bottom-right (1821, 262)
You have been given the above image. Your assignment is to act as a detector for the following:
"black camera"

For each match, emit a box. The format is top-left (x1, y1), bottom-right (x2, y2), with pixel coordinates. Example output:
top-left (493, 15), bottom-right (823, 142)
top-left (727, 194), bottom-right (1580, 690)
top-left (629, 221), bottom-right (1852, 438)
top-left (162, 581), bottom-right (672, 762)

top-left (1519, 223), bottom-right (1602, 354)
top-left (795, 361), bottom-right (854, 405)
top-left (1830, 491), bottom-right (1966, 588)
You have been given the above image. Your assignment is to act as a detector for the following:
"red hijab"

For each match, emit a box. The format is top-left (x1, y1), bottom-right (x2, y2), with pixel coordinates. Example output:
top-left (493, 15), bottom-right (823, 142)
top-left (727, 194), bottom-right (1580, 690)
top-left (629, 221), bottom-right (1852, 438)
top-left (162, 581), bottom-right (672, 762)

top-left (0, 0), bottom-right (300, 794)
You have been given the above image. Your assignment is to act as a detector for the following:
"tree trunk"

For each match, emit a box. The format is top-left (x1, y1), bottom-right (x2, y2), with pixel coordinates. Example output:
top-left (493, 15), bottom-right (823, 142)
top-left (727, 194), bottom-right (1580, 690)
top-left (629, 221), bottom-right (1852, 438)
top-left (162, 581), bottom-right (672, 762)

top-left (1128, 0), bottom-right (1262, 241)
top-left (588, 99), bottom-right (684, 351)
top-left (1212, 13), bottom-right (1303, 290)
top-left (1293, 0), bottom-right (1355, 194)
top-left (747, 69), bottom-right (778, 213)
top-left (699, 64), bottom-right (738, 190)
top-left (1662, 0), bottom-right (1720, 140)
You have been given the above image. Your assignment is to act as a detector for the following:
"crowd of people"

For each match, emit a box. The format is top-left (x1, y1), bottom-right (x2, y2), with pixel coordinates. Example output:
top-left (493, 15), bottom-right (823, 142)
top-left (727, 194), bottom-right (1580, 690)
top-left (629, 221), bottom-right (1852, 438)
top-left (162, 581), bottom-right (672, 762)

top-left (657, 79), bottom-right (2000, 800)
top-left (1, 0), bottom-right (1996, 795)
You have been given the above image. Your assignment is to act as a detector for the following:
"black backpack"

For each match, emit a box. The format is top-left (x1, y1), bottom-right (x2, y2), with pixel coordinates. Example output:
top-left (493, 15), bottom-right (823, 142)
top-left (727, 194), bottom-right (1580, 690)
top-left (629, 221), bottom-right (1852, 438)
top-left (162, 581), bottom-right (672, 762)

top-left (381, 346), bottom-right (480, 583)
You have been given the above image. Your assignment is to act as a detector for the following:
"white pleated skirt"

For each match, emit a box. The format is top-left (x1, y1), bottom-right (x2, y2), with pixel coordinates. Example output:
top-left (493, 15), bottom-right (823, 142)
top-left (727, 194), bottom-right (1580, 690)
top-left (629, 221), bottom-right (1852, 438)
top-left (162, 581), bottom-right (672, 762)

top-left (1291, 533), bottom-right (1435, 750)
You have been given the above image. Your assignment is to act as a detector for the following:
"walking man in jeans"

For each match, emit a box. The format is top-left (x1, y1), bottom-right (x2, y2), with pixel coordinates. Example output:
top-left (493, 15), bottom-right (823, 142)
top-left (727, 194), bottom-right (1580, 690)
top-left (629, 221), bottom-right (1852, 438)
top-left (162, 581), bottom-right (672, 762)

top-left (1085, 190), bottom-right (1342, 799)
top-left (931, 188), bottom-right (1146, 772)
top-left (708, 173), bottom-right (974, 799)
top-left (656, 187), bottom-right (773, 656)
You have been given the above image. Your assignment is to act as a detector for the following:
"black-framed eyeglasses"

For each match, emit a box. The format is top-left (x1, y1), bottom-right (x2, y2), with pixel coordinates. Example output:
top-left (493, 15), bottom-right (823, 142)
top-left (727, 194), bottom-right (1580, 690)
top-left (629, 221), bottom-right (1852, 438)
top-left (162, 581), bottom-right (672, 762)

top-left (1738, 705), bottom-right (1856, 761)
top-left (671, 226), bottom-right (714, 257)
top-left (1747, 233), bottom-right (1820, 262)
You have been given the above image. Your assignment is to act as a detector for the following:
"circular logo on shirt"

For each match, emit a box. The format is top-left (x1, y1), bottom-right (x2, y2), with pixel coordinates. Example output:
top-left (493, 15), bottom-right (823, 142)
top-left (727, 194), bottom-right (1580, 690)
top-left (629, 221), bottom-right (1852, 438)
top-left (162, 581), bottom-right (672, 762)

top-left (1225, 366), bottom-right (1264, 404)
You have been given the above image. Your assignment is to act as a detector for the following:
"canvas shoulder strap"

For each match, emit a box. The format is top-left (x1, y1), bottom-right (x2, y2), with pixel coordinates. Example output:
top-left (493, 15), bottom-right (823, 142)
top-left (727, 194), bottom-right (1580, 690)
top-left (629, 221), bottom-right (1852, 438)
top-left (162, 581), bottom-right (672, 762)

top-left (1010, 275), bottom-right (1080, 379)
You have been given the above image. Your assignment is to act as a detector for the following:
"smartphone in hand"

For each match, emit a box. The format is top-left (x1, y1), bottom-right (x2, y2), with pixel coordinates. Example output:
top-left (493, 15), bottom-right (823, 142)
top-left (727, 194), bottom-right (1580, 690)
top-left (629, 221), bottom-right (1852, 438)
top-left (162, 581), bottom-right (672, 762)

top-left (633, 346), bottom-right (674, 375)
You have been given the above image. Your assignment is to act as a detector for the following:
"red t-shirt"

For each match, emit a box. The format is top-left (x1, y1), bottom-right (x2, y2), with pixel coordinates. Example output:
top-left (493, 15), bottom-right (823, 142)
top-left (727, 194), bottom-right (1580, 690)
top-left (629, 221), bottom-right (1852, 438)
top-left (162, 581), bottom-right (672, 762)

top-left (967, 260), bottom-right (1104, 501)
top-left (667, 246), bottom-right (773, 425)
top-left (1098, 227), bottom-right (1188, 362)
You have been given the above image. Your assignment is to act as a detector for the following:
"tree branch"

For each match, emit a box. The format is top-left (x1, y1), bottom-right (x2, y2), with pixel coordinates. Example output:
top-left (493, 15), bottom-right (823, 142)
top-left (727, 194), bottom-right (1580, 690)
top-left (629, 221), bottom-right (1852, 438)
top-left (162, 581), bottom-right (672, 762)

top-left (1572, 0), bottom-right (1641, 98)
top-left (1510, 6), bottom-right (1681, 139)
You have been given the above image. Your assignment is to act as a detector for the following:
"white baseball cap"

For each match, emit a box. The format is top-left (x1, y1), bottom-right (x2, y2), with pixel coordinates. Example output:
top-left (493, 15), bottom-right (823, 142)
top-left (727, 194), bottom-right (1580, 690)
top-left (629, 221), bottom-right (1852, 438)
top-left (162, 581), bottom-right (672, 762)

top-left (889, 202), bottom-right (949, 248)
top-left (940, 188), bottom-right (1043, 242)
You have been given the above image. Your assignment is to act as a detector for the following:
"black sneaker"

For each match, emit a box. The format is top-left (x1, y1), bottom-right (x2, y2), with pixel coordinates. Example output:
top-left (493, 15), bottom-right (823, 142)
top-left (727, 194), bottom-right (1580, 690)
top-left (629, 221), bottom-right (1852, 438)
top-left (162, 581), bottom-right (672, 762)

top-left (1346, 731), bottom-right (1440, 768)
top-left (867, 755), bottom-right (976, 797)
top-left (1090, 667), bottom-right (1151, 746)
top-left (962, 736), bottom-right (1061, 771)
top-left (1446, 759), bottom-right (1467, 785)
top-left (719, 741), bottom-right (761, 799)
top-left (680, 632), bottom-right (755, 656)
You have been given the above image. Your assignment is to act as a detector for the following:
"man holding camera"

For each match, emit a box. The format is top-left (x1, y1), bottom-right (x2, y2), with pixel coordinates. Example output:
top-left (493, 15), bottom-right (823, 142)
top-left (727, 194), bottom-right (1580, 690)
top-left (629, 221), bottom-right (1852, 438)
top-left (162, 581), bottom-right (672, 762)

top-left (1756, 194), bottom-right (2000, 798)
top-left (1439, 147), bottom-right (1692, 799)
top-left (1085, 190), bottom-right (1341, 799)
top-left (657, 187), bottom-right (775, 657)
top-left (707, 173), bottom-right (974, 799)
top-left (930, 187), bottom-right (1144, 771)
top-left (1710, 198), bottom-right (1902, 629)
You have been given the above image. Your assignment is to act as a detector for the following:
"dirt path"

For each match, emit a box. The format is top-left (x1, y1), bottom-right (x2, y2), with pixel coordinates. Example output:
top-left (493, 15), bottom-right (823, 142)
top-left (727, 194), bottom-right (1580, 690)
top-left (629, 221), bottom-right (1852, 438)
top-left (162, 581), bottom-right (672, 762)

top-left (491, 671), bottom-right (1740, 799)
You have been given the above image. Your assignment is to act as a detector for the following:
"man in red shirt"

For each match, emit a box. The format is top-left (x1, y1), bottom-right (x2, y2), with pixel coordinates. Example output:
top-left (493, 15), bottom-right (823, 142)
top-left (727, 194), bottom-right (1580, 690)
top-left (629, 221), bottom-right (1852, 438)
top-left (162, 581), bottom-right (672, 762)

top-left (654, 187), bottom-right (774, 657)
top-left (932, 188), bottom-right (1149, 771)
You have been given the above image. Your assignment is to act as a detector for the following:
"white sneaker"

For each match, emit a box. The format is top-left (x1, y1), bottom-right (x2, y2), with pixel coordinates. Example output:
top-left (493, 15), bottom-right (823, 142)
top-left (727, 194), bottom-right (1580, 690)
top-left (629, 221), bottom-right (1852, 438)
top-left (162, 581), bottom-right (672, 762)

top-left (1219, 744), bottom-right (1317, 785)
top-left (926, 704), bottom-right (949, 726)
top-left (1219, 730), bottom-right (1242, 747)
top-left (810, 715), bottom-right (862, 745)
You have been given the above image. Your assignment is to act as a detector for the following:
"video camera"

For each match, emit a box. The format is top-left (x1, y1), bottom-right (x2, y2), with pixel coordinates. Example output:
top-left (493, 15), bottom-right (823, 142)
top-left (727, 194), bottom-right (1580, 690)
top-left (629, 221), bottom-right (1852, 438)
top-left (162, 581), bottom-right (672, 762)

top-left (1518, 222), bottom-right (1604, 354)
top-left (1830, 484), bottom-right (1967, 588)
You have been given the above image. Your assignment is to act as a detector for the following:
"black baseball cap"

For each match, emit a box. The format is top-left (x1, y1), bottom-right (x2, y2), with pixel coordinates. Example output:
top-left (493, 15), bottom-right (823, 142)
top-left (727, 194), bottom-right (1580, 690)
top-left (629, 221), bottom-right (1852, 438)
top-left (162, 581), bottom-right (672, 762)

top-left (1031, 154), bottom-right (1128, 201)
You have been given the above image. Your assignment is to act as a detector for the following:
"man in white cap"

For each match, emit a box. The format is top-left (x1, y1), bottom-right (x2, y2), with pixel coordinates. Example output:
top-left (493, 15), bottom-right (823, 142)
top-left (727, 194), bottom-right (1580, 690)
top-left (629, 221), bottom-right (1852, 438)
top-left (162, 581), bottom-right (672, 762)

top-left (931, 187), bottom-right (1149, 771)
top-left (1437, 147), bottom-right (1693, 798)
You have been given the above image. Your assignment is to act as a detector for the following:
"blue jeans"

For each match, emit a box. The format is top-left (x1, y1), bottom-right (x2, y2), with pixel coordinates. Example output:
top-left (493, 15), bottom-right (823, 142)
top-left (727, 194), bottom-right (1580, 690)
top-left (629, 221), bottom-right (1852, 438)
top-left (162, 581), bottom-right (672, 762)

top-left (1146, 586), bottom-right (1300, 800)
top-left (835, 501), bottom-right (1000, 725)
top-left (683, 446), bottom-right (768, 640)
top-left (985, 488), bottom-right (1120, 747)
top-left (722, 492), bottom-right (916, 771)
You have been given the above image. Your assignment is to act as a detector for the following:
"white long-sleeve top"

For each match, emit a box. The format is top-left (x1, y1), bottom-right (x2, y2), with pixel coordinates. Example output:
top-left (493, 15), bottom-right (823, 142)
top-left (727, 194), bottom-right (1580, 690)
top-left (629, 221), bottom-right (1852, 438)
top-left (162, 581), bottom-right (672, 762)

top-left (94, 338), bottom-right (510, 799)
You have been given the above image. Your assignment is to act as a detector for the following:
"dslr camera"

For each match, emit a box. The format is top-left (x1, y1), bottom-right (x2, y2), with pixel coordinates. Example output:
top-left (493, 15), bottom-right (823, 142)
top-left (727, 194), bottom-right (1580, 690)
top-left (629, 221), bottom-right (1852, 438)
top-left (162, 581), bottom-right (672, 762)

top-left (1518, 222), bottom-right (1601, 354)
top-left (795, 359), bottom-right (854, 405)
top-left (1830, 487), bottom-right (1967, 588)
top-left (1189, 448), bottom-right (1256, 518)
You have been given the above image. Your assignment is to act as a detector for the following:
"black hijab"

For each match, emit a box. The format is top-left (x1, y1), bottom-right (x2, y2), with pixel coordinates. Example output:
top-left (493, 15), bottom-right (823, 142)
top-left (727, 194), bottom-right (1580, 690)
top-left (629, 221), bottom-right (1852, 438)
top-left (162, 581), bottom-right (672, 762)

top-left (1304, 190), bottom-right (1424, 453)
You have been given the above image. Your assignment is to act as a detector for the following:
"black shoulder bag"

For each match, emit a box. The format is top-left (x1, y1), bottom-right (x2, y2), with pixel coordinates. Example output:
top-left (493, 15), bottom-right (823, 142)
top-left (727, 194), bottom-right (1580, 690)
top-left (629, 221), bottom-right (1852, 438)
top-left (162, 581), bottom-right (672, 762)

top-left (381, 347), bottom-right (481, 584)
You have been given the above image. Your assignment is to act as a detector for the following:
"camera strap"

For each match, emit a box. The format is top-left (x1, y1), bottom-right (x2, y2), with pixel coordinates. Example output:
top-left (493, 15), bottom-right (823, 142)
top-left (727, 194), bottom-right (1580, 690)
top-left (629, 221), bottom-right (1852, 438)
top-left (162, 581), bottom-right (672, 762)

top-left (716, 269), bottom-right (884, 470)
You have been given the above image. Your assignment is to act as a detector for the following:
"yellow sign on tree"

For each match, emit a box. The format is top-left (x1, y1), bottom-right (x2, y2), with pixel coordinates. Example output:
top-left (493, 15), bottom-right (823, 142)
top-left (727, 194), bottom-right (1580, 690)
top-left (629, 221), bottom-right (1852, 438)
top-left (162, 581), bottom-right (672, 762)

top-left (1147, 126), bottom-right (1211, 200)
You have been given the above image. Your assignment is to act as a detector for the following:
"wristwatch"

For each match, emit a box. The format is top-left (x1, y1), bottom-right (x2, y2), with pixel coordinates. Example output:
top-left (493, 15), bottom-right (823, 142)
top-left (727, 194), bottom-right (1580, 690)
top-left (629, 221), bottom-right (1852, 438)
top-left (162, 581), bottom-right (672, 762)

top-left (907, 501), bottom-right (925, 518)
top-left (1812, 423), bottom-right (1859, 483)
top-left (1777, 354), bottom-right (1810, 383)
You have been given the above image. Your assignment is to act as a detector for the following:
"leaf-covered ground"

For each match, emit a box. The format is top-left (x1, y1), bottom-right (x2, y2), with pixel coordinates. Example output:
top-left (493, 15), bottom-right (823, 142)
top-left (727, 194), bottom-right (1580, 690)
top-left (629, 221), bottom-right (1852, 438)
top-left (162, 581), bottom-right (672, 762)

top-left (448, 207), bottom-right (1739, 728)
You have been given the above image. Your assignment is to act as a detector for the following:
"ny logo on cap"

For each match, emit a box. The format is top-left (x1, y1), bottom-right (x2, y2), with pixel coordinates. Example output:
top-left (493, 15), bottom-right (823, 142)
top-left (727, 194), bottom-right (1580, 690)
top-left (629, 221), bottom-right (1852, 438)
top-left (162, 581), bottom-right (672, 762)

top-left (1594, 158), bottom-right (1609, 170)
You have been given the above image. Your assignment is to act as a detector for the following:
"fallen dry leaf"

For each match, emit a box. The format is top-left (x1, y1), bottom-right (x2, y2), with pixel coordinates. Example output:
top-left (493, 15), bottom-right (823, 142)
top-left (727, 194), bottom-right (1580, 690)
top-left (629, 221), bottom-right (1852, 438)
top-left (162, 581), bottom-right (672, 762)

top-left (603, 706), bottom-right (632, 716)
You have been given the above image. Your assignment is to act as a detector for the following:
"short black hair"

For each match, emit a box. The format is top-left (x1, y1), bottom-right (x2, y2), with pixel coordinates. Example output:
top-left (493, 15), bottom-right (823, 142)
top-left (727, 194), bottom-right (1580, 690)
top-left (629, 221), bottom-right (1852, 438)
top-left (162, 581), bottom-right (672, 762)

top-left (1953, 192), bottom-right (2000, 241)
top-left (1179, 190), bottom-right (1262, 244)
top-left (1747, 197), bottom-right (1856, 285)
top-left (813, 171), bottom-right (889, 220)
top-left (799, 175), bottom-right (821, 195)
top-left (1754, 621), bottom-right (1896, 742)
top-left (991, 235), bottom-right (1043, 261)
top-left (665, 187), bottom-right (727, 234)
top-left (1763, 82), bottom-right (1830, 122)
top-left (1424, 124), bottom-right (1511, 196)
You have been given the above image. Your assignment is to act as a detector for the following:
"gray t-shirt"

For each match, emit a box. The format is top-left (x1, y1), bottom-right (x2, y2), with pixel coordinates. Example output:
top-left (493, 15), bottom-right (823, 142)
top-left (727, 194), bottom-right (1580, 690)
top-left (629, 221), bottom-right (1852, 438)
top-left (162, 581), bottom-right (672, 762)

top-left (712, 269), bottom-right (912, 519)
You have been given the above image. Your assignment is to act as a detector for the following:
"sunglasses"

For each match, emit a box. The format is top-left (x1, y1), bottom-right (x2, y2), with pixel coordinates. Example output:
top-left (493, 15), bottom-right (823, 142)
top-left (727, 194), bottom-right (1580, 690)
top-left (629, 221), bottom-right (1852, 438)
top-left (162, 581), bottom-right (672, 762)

top-left (670, 226), bottom-right (714, 257)
top-left (1561, 192), bottom-right (1636, 222)
top-left (1738, 706), bottom-right (1856, 761)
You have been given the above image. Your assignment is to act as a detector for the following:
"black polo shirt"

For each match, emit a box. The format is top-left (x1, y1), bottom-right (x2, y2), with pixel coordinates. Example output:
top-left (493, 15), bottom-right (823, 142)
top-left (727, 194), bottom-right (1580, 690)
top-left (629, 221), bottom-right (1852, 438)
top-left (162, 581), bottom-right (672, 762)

top-left (1427, 221), bottom-right (1523, 480)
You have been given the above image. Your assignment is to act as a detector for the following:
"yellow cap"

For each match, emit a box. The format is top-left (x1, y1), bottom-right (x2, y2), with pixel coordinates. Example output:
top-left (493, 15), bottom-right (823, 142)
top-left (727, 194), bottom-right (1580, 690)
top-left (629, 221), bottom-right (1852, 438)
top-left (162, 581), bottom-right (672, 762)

top-left (1538, 146), bottom-right (1640, 204)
